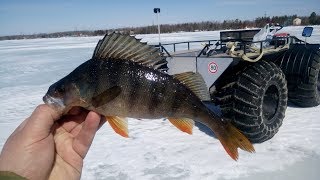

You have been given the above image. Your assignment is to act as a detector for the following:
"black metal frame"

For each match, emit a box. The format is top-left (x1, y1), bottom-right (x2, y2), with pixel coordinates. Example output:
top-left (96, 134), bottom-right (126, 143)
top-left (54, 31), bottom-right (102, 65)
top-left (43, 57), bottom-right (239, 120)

top-left (154, 35), bottom-right (302, 58)
top-left (155, 39), bottom-right (218, 57)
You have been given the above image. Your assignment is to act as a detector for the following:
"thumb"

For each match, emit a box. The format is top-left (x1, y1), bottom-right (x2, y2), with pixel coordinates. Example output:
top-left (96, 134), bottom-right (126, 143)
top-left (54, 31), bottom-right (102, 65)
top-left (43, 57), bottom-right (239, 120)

top-left (25, 104), bottom-right (62, 137)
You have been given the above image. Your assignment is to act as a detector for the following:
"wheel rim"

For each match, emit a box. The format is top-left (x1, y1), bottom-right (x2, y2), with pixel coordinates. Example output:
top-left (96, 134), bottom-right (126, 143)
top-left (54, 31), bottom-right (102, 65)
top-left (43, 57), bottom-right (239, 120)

top-left (262, 85), bottom-right (279, 124)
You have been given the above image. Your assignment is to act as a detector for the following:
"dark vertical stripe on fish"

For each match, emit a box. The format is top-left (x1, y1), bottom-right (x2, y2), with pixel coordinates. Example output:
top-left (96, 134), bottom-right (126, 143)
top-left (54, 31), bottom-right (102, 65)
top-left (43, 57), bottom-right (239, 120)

top-left (191, 101), bottom-right (200, 119)
top-left (169, 83), bottom-right (186, 116)
top-left (122, 63), bottom-right (132, 111)
top-left (148, 75), bottom-right (166, 114)
top-left (108, 60), bottom-right (121, 86)
top-left (93, 60), bottom-right (111, 96)
top-left (162, 80), bottom-right (176, 116)
top-left (128, 64), bottom-right (140, 110)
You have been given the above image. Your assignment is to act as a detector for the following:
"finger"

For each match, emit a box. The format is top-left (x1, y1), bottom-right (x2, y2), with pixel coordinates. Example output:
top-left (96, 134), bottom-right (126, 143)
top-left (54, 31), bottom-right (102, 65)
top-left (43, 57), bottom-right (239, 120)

top-left (70, 122), bottom-right (84, 137)
top-left (68, 107), bottom-right (83, 116)
top-left (25, 104), bottom-right (61, 136)
top-left (70, 115), bottom-right (105, 136)
top-left (59, 109), bottom-right (89, 132)
top-left (73, 111), bottom-right (101, 158)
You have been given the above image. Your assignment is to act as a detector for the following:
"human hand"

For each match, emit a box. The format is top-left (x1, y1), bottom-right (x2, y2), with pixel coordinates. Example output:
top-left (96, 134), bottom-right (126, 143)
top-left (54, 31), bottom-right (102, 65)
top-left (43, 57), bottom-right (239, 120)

top-left (0, 104), bottom-right (102, 180)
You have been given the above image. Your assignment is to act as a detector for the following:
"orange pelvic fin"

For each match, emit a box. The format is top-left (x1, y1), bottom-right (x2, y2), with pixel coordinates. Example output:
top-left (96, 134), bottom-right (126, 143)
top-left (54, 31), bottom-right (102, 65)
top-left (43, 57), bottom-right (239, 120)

top-left (215, 123), bottom-right (255, 161)
top-left (106, 116), bottom-right (129, 138)
top-left (168, 118), bottom-right (194, 135)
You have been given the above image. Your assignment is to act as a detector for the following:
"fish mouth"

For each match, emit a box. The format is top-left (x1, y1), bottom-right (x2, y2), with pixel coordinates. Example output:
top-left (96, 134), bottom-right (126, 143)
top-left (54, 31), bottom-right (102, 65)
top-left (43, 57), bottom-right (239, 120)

top-left (43, 94), bottom-right (66, 110)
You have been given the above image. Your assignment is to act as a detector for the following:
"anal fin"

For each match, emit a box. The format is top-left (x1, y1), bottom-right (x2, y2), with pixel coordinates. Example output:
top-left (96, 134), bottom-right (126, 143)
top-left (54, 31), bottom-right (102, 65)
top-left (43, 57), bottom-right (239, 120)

top-left (168, 118), bottom-right (194, 134)
top-left (106, 116), bottom-right (129, 138)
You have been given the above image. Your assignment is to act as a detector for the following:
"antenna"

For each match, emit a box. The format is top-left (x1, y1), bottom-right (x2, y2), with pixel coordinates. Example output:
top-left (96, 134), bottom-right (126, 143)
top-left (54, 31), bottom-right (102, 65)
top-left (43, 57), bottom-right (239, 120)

top-left (153, 8), bottom-right (161, 50)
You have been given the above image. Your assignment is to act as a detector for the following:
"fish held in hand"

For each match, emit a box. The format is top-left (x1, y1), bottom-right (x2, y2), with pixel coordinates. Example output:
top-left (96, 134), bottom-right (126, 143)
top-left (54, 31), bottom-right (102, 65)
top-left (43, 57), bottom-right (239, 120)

top-left (43, 33), bottom-right (255, 160)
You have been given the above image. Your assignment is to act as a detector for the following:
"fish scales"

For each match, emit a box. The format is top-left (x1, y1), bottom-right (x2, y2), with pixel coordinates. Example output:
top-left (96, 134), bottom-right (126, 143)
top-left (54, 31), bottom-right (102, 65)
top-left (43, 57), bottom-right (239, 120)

top-left (43, 33), bottom-right (255, 160)
top-left (87, 59), bottom-right (196, 119)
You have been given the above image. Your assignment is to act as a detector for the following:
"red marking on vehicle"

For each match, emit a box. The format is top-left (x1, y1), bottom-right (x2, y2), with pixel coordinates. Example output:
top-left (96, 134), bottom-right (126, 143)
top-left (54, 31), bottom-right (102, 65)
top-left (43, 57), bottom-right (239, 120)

top-left (274, 33), bottom-right (290, 37)
top-left (208, 62), bottom-right (218, 74)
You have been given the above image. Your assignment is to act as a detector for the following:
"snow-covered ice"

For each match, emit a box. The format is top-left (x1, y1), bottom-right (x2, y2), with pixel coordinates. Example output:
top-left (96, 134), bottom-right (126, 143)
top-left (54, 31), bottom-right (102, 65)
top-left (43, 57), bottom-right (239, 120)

top-left (0, 26), bottom-right (319, 180)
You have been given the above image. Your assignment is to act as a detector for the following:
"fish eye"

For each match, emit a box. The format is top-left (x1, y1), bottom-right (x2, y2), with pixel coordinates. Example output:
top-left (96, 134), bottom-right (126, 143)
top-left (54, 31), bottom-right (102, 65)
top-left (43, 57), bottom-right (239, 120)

top-left (57, 86), bottom-right (65, 93)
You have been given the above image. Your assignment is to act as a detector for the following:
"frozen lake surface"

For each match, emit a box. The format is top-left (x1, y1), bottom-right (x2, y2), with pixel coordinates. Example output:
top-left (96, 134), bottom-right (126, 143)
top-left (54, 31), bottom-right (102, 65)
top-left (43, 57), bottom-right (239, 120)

top-left (0, 26), bottom-right (319, 180)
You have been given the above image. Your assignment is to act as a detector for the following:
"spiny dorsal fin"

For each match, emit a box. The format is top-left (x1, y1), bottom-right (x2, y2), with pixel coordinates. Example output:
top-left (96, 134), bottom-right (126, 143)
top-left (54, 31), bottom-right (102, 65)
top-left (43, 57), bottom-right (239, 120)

top-left (173, 72), bottom-right (211, 101)
top-left (92, 33), bottom-right (168, 72)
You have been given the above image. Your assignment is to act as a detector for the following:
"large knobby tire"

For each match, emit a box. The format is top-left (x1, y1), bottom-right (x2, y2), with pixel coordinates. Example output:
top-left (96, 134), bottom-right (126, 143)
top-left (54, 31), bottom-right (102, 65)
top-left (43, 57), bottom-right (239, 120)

top-left (214, 61), bottom-right (288, 143)
top-left (275, 45), bottom-right (320, 107)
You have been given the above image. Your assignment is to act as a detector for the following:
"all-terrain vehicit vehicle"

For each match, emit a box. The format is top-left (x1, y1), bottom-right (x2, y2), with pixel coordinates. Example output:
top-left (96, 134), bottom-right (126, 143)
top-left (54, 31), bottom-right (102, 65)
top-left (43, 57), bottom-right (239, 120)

top-left (156, 25), bottom-right (320, 143)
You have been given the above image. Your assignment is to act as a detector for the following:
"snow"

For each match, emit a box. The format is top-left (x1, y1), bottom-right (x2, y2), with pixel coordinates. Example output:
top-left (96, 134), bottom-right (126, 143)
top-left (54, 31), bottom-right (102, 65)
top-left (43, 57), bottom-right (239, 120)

top-left (0, 26), bottom-right (319, 180)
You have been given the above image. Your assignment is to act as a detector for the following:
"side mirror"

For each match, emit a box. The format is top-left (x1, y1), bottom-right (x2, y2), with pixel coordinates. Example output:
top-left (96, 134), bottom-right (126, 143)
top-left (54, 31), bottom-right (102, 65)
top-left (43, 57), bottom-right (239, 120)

top-left (302, 26), bottom-right (313, 37)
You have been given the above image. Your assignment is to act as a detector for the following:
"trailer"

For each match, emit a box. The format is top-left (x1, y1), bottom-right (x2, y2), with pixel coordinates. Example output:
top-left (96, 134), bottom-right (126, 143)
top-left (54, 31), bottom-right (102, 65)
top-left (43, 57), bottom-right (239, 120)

top-left (156, 26), bottom-right (320, 143)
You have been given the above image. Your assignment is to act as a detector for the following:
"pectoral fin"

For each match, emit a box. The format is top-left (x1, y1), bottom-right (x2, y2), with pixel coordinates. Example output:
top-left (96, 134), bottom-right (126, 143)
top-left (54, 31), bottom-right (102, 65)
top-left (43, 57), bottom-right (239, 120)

top-left (106, 116), bottom-right (129, 138)
top-left (168, 118), bottom-right (195, 134)
top-left (92, 86), bottom-right (121, 108)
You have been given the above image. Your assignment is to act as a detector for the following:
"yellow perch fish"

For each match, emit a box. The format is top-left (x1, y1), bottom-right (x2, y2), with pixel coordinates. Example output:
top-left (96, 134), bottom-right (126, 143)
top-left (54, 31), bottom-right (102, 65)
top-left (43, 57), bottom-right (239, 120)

top-left (43, 33), bottom-right (255, 160)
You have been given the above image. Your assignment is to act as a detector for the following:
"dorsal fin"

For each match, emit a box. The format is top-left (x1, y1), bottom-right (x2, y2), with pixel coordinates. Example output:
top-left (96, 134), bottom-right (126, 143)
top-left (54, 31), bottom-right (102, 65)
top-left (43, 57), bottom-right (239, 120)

top-left (92, 33), bottom-right (167, 72)
top-left (173, 72), bottom-right (211, 101)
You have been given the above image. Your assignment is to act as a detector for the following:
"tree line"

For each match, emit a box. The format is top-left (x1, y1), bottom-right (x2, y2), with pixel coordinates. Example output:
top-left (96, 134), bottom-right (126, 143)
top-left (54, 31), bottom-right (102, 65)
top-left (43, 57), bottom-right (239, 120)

top-left (1, 12), bottom-right (319, 41)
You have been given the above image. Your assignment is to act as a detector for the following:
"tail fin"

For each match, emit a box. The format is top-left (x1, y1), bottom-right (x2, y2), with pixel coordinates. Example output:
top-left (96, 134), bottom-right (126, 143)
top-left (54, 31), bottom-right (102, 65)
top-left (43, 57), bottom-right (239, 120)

top-left (213, 122), bottom-right (255, 161)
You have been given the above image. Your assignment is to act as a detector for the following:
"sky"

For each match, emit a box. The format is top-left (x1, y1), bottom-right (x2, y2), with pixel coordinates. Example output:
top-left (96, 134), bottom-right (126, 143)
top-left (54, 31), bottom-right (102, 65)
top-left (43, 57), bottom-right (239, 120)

top-left (0, 0), bottom-right (319, 36)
